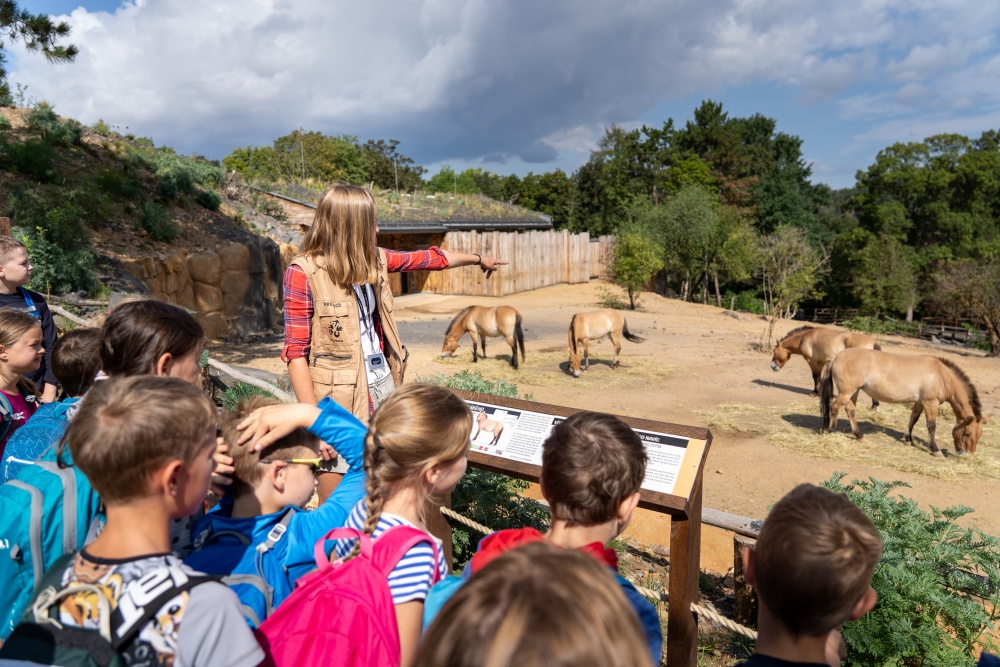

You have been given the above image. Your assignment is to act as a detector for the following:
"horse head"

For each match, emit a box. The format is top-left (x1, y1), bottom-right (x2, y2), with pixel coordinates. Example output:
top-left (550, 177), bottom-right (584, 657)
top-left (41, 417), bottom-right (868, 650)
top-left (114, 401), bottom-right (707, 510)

top-left (568, 346), bottom-right (582, 378)
top-left (771, 344), bottom-right (790, 371)
top-left (952, 415), bottom-right (983, 455)
top-left (476, 411), bottom-right (487, 424)
top-left (441, 334), bottom-right (460, 358)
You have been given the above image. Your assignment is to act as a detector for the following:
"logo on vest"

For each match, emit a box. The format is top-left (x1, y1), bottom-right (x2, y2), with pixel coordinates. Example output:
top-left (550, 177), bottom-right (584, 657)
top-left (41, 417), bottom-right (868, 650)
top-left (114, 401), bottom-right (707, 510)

top-left (328, 318), bottom-right (344, 339)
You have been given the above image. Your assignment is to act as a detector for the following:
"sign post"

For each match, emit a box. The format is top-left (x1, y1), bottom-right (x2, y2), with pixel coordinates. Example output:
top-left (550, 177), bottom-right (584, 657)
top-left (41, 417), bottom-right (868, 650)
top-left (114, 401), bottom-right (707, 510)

top-left (448, 390), bottom-right (712, 667)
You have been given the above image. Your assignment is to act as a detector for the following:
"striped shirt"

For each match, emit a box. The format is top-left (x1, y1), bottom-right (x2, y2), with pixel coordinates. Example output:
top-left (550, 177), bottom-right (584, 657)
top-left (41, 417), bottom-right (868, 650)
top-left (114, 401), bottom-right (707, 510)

top-left (333, 499), bottom-right (447, 605)
top-left (281, 247), bottom-right (449, 362)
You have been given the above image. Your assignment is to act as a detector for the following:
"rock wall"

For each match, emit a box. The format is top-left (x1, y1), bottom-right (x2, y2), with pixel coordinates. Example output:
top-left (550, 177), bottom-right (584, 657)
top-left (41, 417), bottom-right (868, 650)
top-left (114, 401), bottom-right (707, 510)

top-left (123, 237), bottom-right (283, 340)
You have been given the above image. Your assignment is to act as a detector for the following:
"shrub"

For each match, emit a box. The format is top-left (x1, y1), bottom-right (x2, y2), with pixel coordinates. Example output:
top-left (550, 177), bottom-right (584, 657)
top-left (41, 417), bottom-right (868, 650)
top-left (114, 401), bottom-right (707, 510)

top-left (7, 187), bottom-right (99, 248)
top-left (138, 202), bottom-right (178, 242)
top-left (2, 140), bottom-right (57, 182)
top-left (724, 289), bottom-right (766, 314)
top-left (843, 315), bottom-right (887, 335)
top-left (826, 474), bottom-right (1000, 666)
top-left (93, 119), bottom-right (111, 136)
top-left (26, 103), bottom-right (82, 148)
top-left (156, 176), bottom-right (178, 200)
top-left (597, 285), bottom-right (629, 310)
top-left (95, 168), bottom-right (143, 201)
top-left (431, 370), bottom-right (549, 567)
top-left (219, 382), bottom-right (277, 411)
top-left (13, 227), bottom-right (93, 294)
top-left (195, 189), bottom-right (221, 211)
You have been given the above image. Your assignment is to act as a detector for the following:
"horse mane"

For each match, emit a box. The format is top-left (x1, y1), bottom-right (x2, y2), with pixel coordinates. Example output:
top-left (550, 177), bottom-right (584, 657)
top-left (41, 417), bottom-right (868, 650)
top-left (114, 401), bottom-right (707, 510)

top-left (445, 306), bottom-right (474, 336)
top-left (938, 358), bottom-right (983, 420)
top-left (779, 325), bottom-right (816, 343)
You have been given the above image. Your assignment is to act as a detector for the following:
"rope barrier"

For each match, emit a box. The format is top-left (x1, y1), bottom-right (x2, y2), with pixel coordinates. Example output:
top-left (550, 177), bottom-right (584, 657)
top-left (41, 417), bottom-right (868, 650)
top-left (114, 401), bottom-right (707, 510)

top-left (438, 505), bottom-right (758, 641)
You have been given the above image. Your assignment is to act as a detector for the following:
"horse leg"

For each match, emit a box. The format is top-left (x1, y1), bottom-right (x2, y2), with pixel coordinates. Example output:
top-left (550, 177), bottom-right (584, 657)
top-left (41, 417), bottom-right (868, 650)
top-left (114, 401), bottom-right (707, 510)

top-left (610, 331), bottom-right (622, 369)
top-left (806, 357), bottom-right (820, 395)
top-left (583, 338), bottom-right (590, 372)
top-left (903, 404), bottom-right (923, 445)
top-left (503, 333), bottom-right (517, 369)
top-left (470, 330), bottom-right (480, 363)
top-left (828, 391), bottom-right (851, 433)
top-left (480, 336), bottom-right (487, 359)
top-left (924, 400), bottom-right (942, 457)
top-left (845, 390), bottom-right (863, 439)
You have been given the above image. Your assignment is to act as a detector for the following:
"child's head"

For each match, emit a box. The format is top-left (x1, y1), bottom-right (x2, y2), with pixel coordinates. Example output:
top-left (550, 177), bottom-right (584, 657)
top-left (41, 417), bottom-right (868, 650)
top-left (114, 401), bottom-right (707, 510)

top-left (0, 238), bottom-right (31, 288)
top-left (302, 184), bottom-right (378, 287)
top-left (417, 540), bottom-right (650, 667)
top-left (749, 484), bottom-right (883, 637)
top-left (541, 411), bottom-right (647, 529)
top-left (223, 396), bottom-right (321, 508)
top-left (100, 299), bottom-right (205, 383)
top-left (0, 310), bottom-right (43, 374)
top-left (358, 383), bottom-right (472, 533)
top-left (67, 375), bottom-right (217, 516)
top-left (51, 327), bottom-right (102, 397)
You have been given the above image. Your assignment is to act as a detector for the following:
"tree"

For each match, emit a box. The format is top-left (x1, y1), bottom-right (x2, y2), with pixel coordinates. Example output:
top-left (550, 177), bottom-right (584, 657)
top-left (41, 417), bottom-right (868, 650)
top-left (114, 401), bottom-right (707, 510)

top-left (611, 232), bottom-right (663, 309)
top-left (927, 259), bottom-right (1000, 356)
top-left (758, 225), bottom-right (827, 346)
top-left (359, 139), bottom-right (425, 192)
top-left (851, 231), bottom-right (918, 318)
top-left (0, 1), bottom-right (77, 106)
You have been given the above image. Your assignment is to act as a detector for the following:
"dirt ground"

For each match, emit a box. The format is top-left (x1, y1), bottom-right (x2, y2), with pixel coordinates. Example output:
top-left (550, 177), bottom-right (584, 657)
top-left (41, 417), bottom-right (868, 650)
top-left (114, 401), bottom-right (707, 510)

top-left (211, 279), bottom-right (1000, 576)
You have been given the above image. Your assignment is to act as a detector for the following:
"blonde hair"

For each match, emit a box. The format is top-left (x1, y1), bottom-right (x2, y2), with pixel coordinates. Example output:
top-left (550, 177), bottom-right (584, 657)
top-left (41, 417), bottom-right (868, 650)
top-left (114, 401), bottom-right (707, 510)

top-left (416, 541), bottom-right (652, 667)
top-left (754, 484), bottom-right (883, 636)
top-left (0, 310), bottom-right (41, 397)
top-left (222, 396), bottom-right (319, 497)
top-left (66, 376), bottom-right (217, 505)
top-left (0, 237), bottom-right (27, 264)
top-left (301, 184), bottom-right (379, 288)
top-left (350, 383), bottom-right (472, 557)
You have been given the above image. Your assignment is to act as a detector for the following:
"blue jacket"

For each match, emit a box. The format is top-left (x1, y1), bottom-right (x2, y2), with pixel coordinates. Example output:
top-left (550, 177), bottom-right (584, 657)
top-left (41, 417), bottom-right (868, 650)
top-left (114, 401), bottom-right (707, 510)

top-left (1, 398), bottom-right (79, 483)
top-left (183, 397), bottom-right (367, 627)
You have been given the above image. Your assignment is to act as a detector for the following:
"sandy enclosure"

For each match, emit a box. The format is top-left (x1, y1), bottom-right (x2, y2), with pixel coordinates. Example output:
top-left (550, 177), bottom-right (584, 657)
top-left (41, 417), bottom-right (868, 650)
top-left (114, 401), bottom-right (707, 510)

top-left (212, 280), bottom-right (1000, 573)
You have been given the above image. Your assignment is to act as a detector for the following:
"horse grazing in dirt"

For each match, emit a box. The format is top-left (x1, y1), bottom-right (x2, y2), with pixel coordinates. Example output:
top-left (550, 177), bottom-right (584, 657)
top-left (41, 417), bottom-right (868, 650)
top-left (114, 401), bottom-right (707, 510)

top-left (441, 305), bottom-right (525, 369)
top-left (772, 325), bottom-right (881, 397)
top-left (819, 348), bottom-right (984, 457)
top-left (473, 411), bottom-right (504, 446)
top-left (567, 309), bottom-right (644, 378)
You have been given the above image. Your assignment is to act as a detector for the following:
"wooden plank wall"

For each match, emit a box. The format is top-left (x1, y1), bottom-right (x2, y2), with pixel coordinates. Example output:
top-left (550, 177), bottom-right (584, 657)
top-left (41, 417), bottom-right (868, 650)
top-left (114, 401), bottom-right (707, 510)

top-left (590, 235), bottom-right (616, 279)
top-left (411, 230), bottom-right (597, 297)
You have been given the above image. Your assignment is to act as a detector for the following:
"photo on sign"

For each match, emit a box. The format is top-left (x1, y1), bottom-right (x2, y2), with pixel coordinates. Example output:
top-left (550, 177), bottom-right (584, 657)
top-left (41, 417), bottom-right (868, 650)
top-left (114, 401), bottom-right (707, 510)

top-left (468, 405), bottom-right (521, 456)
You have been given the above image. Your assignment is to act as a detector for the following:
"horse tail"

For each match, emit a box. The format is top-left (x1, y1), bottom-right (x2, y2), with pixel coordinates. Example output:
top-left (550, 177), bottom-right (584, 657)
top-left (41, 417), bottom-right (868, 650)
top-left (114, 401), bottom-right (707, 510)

top-left (622, 318), bottom-right (645, 344)
top-left (819, 361), bottom-right (835, 429)
top-left (568, 314), bottom-right (578, 355)
top-left (515, 313), bottom-right (526, 362)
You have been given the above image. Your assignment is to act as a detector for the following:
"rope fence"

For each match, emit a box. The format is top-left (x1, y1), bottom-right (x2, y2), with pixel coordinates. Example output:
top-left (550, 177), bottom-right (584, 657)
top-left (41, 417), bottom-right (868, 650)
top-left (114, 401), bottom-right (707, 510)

top-left (438, 505), bottom-right (758, 641)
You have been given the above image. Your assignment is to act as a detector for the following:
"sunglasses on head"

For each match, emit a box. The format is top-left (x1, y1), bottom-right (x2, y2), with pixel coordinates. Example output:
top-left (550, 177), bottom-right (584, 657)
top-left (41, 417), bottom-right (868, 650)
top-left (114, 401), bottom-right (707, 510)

top-left (261, 458), bottom-right (324, 473)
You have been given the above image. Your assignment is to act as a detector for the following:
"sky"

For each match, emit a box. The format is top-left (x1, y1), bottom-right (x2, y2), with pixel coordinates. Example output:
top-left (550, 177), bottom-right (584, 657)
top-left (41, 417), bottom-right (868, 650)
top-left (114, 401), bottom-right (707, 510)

top-left (10, 0), bottom-right (1000, 190)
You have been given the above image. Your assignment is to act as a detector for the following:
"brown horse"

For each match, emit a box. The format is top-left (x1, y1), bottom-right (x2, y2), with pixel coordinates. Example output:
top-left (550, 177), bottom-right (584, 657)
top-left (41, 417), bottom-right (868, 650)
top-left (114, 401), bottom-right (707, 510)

top-left (567, 310), bottom-right (644, 378)
top-left (772, 325), bottom-right (881, 396)
top-left (473, 411), bottom-right (505, 446)
top-left (441, 305), bottom-right (525, 369)
top-left (819, 348), bottom-right (983, 456)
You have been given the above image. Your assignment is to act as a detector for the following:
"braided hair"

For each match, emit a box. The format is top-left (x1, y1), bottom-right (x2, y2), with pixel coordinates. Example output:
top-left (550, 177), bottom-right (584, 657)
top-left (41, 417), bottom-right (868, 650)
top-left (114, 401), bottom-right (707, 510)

top-left (346, 383), bottom-right (473, 559)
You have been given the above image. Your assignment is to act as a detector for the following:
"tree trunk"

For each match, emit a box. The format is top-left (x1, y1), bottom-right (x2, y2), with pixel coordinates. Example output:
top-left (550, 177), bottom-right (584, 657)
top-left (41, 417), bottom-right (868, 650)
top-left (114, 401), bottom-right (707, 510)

top-left (713, 271), bottom-right (722, 308)
top-left (702, 270), bottom-right (709, 305)
top-left (906, 304), bottom-right (914, 323)
top-left (984, 314), bottom-right (1000, 357)
top-left (628, 287), bottom-right (637, 310)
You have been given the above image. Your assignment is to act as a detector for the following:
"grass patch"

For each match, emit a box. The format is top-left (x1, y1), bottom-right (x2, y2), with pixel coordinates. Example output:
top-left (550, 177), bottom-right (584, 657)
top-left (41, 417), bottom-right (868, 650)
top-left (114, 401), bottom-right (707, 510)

top-left (428, 348), bottom-right (677, 389)
top-left (699, 401), bottom-right (1000, 481)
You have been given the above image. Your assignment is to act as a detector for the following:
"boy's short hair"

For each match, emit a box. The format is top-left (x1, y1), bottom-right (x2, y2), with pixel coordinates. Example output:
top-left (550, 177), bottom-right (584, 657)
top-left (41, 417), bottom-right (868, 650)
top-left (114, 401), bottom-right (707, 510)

top-left (541, 411), bottom-right (647, 525)
top-left (51, 328), bottom-right (102, 397)
top-left (754, 484), bottom-right (883, 636)
top-left (67, 375), bottom-right (217, 505)
top-left (222, 396), bottom-right (319, 497)
top-left (0, 237), bottom-right (27, 264)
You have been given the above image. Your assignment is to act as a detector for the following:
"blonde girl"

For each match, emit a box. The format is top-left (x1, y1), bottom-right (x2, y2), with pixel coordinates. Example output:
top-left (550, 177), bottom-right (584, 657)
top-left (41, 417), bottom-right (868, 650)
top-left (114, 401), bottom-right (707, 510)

top-left (0, 310), bottom-right (42, 457)
top-left (329, 382), bottom-right (473, 667)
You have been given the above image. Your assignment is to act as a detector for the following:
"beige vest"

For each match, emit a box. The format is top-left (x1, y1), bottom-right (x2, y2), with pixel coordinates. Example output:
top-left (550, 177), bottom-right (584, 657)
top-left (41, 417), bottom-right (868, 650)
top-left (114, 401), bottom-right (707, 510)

top-left (292, 250), bottom-right (406, 423)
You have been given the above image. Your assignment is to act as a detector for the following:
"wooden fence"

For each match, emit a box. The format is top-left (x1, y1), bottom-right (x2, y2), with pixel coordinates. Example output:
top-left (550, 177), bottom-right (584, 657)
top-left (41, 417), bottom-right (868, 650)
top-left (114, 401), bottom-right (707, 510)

top-left (811, 309), bottom-right (989, 347)
top-left (410, 229), bottom-right (602, 297)
top-left (590, 235), bottom-right (616, 279)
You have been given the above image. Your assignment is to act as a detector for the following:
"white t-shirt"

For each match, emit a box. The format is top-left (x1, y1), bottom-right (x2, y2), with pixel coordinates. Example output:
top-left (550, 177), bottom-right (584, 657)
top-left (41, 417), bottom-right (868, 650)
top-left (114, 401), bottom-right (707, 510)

top-left (353, 284), bottom-right (389, 387)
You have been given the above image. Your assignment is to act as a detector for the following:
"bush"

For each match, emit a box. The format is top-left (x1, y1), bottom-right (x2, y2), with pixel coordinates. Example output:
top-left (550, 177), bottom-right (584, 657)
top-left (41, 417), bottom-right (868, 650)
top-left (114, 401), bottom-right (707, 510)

top-left (138, 202), bottom-right (178, 242)
top-left (93, 119), bottom-right (111, 136)
top-left (219, 382), bottom-right (277, 411)
top-left (156, 176), bottom-right (178, 200)
top-left (195, 189), bottom-right (221, 211)
top-left (431, 370), bottom-right (549, 567)
top-left (2, 140), bottom-right (57, 182)
top-left (827, 474), bottom-right (1000, 666)
top-left (843, 315), bottom-right (887, 335)
top-left (95, 168), bottom-right (143, 201)
top-left (13, 227), bottom-right (93, 294)
top-left (26, 103), bottom-right (82, 148)
top-left (724, 289), bottom-right (766, 314)
top-left (7, 187), bottom-right (100, 248)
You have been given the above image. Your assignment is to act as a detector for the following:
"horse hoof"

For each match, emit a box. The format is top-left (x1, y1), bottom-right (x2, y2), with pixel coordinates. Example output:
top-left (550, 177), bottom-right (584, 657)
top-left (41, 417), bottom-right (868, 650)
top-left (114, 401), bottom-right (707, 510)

top-left (932, 450), bottom-right (944, 458)
top-left (854, 434), bottom-right (864, 441)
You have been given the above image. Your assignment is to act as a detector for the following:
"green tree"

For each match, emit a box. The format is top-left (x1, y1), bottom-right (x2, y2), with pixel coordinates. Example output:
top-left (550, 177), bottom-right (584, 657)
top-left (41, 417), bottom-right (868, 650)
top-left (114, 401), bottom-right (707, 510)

top-left (424, 165), bottom-right (482, 195)
top-left (0, 1), bottom-right (77, 106)
top-left (758, 224), bottom-right (826, 346)
top-left (850, 231), bottom-right (918, 318)
top-left (927, 259), bottom-right (1000, 355)
top-left (359, 139), bottom-right (425, 192)
top-left (610, 232), bottom-right (663, 309)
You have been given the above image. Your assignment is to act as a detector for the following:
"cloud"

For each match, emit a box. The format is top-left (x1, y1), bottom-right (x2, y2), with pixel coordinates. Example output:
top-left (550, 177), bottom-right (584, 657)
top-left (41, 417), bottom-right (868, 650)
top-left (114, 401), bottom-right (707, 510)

top-left (8, 0), bottom-right (1000, 178)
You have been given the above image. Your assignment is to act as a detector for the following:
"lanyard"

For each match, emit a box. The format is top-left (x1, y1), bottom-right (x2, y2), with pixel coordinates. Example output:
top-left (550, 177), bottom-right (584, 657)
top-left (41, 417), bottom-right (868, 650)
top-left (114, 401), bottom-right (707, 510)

top-left (353, 284), bottom-right (378, 348)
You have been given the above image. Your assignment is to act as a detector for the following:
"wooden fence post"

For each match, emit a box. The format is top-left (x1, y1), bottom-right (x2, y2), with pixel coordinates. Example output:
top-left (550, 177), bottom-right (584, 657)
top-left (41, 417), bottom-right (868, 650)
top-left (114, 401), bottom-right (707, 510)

top-left (733, 534), bottom-right (758, 629)
top-left (0, 218), bottom-right (10, 236)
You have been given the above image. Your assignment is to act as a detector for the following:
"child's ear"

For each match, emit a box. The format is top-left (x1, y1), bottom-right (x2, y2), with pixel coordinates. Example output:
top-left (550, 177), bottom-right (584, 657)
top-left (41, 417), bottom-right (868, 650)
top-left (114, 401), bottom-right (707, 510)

top-left (159, 459), bottom-right (184, 497)
top-left (742, 546), bottom-right (757, 586)
top-left (270, 461), bottom-right (288, 492)
top-left (424, 464), bottom-right (442, 488)
top-left (616, 491), bottom-right (641, 530)
top-left (848, 587), bottom-right (877, 621)
top-left (154, 352), bottom-right (174, 377)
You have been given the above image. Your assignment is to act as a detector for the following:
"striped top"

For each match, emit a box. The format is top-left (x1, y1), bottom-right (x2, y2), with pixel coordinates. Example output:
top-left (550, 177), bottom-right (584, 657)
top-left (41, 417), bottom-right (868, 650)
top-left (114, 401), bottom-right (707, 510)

top-left (332, 499), bottom-right (448, 605)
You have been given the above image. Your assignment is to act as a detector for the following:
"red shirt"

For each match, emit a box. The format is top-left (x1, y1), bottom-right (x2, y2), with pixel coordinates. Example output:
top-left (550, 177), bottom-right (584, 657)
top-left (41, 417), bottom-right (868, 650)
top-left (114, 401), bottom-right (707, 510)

top-left (281, 247), bottom-right (449, 362)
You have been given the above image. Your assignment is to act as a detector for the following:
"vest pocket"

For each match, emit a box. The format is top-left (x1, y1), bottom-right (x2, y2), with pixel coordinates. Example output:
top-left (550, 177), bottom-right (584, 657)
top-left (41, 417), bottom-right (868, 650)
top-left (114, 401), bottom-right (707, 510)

top-left (310, 355), bottom-right (358, 415)
top-left (318, 314), bottom-right (354, 346)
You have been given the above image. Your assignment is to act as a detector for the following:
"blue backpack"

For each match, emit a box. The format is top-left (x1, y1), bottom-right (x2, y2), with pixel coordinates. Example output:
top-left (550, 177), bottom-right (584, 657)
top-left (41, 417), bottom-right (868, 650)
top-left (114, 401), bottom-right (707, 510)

top-left (0, 447), bottom-right (102, 641)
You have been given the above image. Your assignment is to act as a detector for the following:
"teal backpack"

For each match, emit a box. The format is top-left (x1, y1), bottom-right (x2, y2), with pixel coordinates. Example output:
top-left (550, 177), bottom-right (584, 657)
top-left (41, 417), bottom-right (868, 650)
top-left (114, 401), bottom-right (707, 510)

top-left (0, 447), bottom-right (102, 641)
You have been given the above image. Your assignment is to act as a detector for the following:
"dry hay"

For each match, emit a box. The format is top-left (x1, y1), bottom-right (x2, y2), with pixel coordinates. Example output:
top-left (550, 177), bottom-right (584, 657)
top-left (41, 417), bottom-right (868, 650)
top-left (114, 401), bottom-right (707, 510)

top-left (699, 401), bottom-right (1000, 481)
top-left (421, 349), bottom-right (677, 389)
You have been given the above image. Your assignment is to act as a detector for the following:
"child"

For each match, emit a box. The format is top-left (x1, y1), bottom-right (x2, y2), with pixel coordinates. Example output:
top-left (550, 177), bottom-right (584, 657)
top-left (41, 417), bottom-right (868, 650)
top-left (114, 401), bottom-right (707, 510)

top-left (0, 376), bottom-right (263, 666)
top-left (1, 327), bottom-right (101, 482)
top-left (0, 237), bottom-right (57, 403)
top-left (183, 395), bottom-right (367, 626)
top-left (0, 310), bottom-right (42, 459)
top-left (424, 410), bottom-right (662, 663)
top-left (323, 383), bottom-right (472, 667)
top-left (417, 540), bottom-right (652, 667)
top-left (738, 484), bottom-right (883, 667)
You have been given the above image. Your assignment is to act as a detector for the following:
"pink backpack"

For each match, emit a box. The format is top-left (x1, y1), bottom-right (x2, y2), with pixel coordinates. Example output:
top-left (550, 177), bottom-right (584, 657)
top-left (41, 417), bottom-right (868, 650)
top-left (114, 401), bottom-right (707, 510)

top-left (255, 525), bottom-right (442, 667)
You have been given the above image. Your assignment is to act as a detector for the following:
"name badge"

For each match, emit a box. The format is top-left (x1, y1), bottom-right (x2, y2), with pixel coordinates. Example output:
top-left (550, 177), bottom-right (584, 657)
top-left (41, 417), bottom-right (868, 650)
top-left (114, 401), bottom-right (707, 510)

top-left (366, 352), bottom-right (387, 372)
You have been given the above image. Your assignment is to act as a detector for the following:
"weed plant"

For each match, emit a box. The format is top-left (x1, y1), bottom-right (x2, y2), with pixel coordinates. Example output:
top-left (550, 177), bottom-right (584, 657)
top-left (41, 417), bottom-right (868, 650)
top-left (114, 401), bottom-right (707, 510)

top-left (218, 382), bottom-right (275, 411)
top-left (27, 103), bottom-right (82, 148)
top-left (138, 202), bottom-right (178, 242)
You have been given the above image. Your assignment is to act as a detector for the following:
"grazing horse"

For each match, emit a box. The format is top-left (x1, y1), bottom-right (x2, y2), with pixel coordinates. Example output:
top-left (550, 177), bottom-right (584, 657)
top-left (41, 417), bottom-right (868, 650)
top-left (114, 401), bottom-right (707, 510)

top-left (473, 411), bottom-right (504, 446)
top-left (819, 348), bottom-right (984, 457)
top-left (441, 305), bottom-right (525, 369)
top-left (567, 310), bottom-right (644, 378)
top-left (772, 325), bottom-right (881, 397)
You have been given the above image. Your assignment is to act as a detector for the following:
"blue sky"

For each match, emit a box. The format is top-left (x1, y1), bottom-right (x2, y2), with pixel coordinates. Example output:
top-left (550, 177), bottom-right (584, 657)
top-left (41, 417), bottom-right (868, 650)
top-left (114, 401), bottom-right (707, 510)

top-left (11, 0), bottom-right (1000, 190)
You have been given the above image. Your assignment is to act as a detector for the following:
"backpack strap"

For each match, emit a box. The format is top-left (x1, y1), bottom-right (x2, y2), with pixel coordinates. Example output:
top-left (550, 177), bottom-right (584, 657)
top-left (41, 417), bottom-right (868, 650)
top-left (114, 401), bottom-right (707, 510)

top-left (6, 479), bottom-right (45, 588)
top-left (17, 287), bottom-right (40, 321)
top-left (256, 507), bottom-right (295, 557)
top-left (108, 574), bottom-right (216, 649)
top-left (313, 526), bottom-right (370, 569)
top-left (31, 552), bottom-right (76, 602)
top-left (369, 526), bottom-right (443, 584)
top-left (35, 460), bottom-right (78, 556)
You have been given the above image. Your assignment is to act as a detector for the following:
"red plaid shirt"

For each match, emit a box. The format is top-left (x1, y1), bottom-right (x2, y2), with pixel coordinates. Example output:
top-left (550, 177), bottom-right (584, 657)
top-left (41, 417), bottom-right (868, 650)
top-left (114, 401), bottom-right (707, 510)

top-left (281, 247), bottom-right (449, 362)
